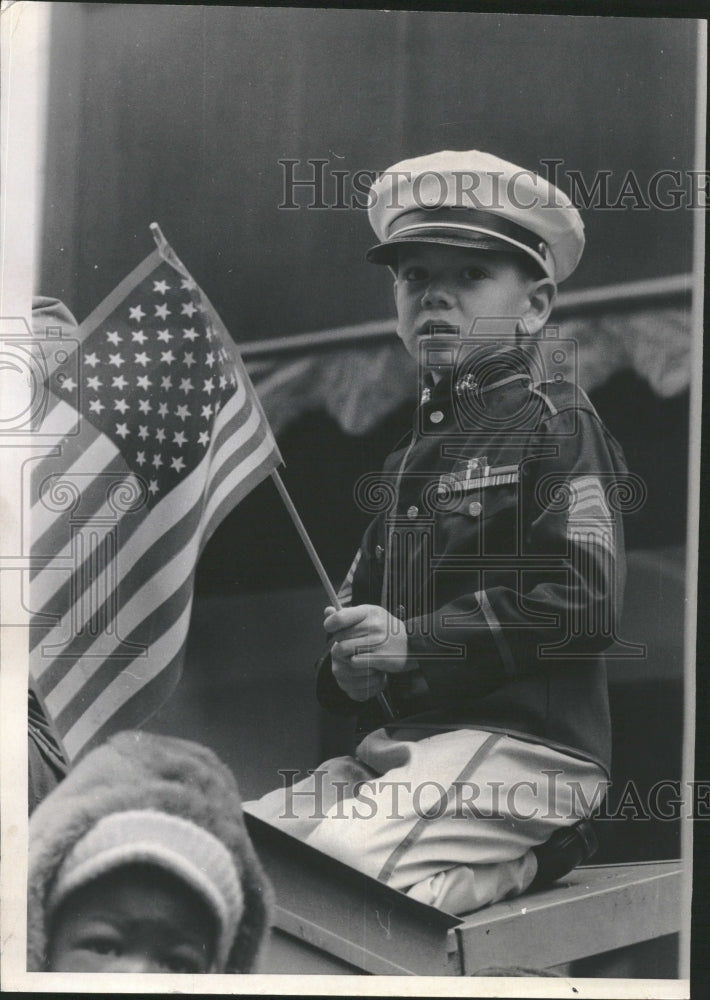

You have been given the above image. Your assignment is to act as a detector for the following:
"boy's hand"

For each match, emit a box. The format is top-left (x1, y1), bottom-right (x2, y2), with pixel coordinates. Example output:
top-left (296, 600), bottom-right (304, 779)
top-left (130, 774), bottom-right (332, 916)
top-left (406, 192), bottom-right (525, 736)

top-left (330, 646), bottom-right (387, 701)
top-left (324, 603), bottom-right (414, 672)
top-left (324, 604), bottom-right (414, 702)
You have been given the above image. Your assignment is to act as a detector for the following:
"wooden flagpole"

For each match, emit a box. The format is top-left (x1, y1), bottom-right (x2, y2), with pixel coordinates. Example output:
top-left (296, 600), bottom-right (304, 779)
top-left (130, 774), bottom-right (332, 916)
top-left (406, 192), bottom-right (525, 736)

top-left (271, 470), bottom-right (395, 720)
top-left (271, 469), bottom-right (340, 608)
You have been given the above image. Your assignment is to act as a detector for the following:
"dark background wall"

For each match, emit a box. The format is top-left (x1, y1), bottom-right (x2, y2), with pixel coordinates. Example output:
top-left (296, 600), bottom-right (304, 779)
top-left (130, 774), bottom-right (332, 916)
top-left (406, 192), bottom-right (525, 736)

top-left (40, 4), bottom-right (697, 866)
top-left (42, 5), bottom-right (696, 331)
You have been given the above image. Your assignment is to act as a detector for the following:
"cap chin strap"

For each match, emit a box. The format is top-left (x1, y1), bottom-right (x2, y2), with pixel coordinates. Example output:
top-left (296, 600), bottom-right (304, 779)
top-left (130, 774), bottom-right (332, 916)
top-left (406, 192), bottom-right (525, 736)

top-left (389, 207), bottom-right (547, 259)
top-left (369, 207), bottom-right (553, 278)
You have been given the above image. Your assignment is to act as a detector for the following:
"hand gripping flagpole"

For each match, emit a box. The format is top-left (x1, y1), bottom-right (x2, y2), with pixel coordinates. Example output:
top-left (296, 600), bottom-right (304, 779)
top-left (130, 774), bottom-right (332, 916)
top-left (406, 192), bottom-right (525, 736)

top-left (150, 224), bottom-right (395, 722)
top-left (270, 470), bottom-right (396, 721)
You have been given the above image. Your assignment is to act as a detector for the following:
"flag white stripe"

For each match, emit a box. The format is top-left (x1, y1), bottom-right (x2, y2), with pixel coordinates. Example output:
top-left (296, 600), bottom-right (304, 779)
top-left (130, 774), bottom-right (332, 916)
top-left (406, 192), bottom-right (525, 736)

top-left (36, 398), bottom-right (80, 439)
top-left (62, 599), bottom-right (195, 759)
top-left (30, 389), bottom-right (245, 644)
top-left (31, 430), bottom-right (120, 545)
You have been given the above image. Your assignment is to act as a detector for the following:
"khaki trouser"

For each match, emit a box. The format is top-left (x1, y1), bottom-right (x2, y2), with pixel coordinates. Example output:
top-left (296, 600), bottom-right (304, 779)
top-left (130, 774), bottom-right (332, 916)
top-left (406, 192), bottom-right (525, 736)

top-left (245, 726), bottom-right (607, 915)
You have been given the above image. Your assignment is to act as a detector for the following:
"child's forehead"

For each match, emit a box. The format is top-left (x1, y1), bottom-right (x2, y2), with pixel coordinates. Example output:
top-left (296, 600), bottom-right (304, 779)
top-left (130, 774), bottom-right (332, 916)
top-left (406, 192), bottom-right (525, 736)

top-left (65, 862), bottom-right (214, 921)
top-left (51, 864), bottom-right (216, 951)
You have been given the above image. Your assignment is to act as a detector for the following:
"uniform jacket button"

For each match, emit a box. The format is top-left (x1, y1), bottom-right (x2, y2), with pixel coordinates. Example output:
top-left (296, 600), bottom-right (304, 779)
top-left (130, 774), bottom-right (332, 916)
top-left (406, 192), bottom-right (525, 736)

top-left (430, 410), bottom-right (444, 424)
top-left (375, 544), bottom-right (384, 559)
top-left (407, 505), bottom-right (418, 519)
top-left (468, 500), bottom-right (482, 517)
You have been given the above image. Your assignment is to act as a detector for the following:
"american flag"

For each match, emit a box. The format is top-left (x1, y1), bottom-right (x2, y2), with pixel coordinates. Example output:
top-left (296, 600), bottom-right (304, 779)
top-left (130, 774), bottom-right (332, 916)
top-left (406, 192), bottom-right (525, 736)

top-left (29, 225), bottom-right (282, 762)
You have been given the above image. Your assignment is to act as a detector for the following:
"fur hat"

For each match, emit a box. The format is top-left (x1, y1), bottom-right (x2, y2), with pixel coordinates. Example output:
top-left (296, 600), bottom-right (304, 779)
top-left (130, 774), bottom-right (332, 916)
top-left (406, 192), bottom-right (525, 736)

top-left (27, 730), bottom-right (273, 973)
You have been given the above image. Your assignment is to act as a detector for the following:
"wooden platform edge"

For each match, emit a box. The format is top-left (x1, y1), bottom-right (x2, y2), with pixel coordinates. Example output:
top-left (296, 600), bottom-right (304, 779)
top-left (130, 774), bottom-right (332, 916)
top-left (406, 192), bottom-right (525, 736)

top-left (453, 860), bottom-right (684, 975)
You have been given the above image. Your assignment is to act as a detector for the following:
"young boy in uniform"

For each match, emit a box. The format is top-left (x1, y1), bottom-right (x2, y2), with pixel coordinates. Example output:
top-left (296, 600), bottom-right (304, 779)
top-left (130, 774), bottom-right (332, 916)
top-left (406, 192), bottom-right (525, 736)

top-left (247, 150), bottom-right (627, 916)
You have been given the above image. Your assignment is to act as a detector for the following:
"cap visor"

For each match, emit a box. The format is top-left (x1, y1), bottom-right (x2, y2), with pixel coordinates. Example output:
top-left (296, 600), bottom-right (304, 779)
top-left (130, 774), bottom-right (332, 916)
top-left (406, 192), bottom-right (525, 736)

top-left (366, 232), bottom-right (526, 265)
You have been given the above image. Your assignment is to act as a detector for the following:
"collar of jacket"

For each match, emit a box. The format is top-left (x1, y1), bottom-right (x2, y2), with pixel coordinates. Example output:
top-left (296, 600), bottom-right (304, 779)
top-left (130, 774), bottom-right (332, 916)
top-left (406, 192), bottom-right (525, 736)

top-left (419, 344), bottom-right (535, 406)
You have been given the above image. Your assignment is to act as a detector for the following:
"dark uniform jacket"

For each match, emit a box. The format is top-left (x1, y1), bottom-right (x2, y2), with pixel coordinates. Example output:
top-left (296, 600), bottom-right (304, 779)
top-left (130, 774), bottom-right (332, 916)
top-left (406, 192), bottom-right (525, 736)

top-left (317, 346), bottom-right (629, 776)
